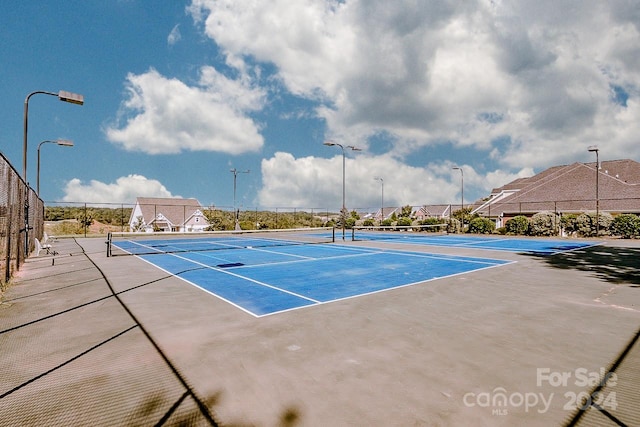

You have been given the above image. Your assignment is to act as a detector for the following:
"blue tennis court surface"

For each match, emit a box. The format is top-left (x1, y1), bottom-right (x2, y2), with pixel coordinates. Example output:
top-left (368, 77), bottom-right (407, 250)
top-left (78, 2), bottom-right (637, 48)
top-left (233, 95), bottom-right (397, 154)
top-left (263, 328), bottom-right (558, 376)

top-left (125, 243), bottom-right (512, 317)
top-left (353, 232), bottom-right (599, 255)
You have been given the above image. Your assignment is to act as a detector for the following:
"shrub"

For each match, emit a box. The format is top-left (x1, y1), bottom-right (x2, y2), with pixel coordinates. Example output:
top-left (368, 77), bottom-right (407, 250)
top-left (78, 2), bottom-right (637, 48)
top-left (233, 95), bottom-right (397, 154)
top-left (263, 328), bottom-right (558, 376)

top-left (345, 217), bottom-right (357, 229)
top-left (505, 215), bottom-right (529, 235)
top-left (575, 212), bottom-right (613, 237)
top-left (611, 214), bottom-right (640, 239)
top-left (381, 219), bottom-right (393, 227)
top-left (420, 217), bottom-right (444, 226)
top-left (396, 217), bottom-right (412, 227)
top-left (468, 217), bottom-right (496, 234)
top-left (363, 219), bottom-right (375, 227)
top-left (561, 214), bottom-right (578, 236)
top-left (529, 211), bottom-right (559, 236)
top-left (447, 218), bottom-right (461, 233)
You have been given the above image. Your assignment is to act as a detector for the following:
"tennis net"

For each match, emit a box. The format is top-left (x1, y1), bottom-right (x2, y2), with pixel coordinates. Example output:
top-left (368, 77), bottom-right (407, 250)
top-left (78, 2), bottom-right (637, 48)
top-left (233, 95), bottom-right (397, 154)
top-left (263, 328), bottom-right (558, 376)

top-left (351, 223), bottom-right (448, 242)
top-left (106, 227), bottom-right (335, 257)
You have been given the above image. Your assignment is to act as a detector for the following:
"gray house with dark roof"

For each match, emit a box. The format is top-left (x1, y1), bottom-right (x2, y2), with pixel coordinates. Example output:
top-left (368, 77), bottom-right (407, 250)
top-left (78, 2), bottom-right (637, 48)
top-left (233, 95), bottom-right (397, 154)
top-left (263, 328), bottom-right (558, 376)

top-left (472, 159), bottom-right (640, 226)
top-left (128, 197), bottom-right (209, 232)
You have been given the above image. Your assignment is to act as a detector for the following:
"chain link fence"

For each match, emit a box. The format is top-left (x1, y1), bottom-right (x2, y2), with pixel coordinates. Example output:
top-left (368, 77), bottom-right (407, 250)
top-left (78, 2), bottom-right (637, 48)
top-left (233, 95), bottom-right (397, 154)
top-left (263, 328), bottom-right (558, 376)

top-left (1, 152), bottom-right (44, 285)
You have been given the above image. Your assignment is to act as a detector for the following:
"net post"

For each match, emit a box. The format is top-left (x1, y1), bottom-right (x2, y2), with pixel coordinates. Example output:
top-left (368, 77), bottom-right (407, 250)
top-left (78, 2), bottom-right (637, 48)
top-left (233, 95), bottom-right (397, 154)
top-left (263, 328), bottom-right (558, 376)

top-left (332, 226), bottom-right (335, 243)
top-left (351, 227), bottom-right (355, 241)
top-left (106, 232), bottom-right (112, 257)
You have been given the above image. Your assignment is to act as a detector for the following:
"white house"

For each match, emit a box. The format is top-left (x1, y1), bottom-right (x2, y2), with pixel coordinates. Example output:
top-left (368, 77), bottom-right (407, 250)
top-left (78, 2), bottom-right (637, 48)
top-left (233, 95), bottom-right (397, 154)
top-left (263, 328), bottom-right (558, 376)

top-left (128, 197), bottom-right (209, 232)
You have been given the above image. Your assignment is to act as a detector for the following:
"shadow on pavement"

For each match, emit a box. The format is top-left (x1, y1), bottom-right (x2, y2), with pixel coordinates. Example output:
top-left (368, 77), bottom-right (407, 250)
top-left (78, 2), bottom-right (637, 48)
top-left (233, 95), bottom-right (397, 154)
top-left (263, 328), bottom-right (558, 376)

top-left (531, 245), bottom-right (640, 286)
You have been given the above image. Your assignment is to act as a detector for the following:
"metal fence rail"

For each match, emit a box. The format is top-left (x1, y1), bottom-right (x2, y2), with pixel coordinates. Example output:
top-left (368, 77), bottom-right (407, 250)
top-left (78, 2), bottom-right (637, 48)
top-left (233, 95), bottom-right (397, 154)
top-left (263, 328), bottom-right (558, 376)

top-left (1, 152), bottom-right (44, 285)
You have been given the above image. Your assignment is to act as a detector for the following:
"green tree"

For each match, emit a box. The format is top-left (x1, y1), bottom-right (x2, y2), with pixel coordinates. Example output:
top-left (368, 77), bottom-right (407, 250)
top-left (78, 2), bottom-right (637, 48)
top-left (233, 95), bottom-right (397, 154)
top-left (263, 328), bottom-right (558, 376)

top-left (400, 205), bottom-right (413, 218)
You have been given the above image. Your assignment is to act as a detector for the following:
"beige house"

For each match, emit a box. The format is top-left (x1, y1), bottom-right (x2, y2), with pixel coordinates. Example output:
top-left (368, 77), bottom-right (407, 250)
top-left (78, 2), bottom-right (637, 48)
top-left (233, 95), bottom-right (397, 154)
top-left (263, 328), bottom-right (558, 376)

top-left (473, 159), bottom-right (640, 226)
top-left (128, 197), bottom-right (209, 232)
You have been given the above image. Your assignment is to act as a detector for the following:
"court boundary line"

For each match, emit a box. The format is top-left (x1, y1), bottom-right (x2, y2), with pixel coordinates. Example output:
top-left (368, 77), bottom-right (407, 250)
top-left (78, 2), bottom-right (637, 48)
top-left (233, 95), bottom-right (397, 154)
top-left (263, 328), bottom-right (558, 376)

top-left (133, 244), bottom-right (516, 317)
top-left (257, 259), bottom-right (517, 317)
top-left (352, 234), bottom-right (603, 254)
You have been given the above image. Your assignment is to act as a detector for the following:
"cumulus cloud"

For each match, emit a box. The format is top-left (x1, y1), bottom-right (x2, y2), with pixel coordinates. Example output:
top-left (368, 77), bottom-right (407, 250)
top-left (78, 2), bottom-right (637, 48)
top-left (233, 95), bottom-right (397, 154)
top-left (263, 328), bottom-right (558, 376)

top-left (62, 175), bottom-right (177, 205)
top-left (259, 152), bottom-right (463, 209)
top-left (105, 67), bottom-right (265, 155)
top-left (189, 0), bottom-right (640, 170)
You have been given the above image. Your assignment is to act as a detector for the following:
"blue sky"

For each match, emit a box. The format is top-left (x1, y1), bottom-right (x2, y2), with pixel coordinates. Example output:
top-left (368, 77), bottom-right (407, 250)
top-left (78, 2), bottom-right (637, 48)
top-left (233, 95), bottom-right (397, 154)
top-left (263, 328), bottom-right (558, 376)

top-left (1, 1), bottom-right (639, 212)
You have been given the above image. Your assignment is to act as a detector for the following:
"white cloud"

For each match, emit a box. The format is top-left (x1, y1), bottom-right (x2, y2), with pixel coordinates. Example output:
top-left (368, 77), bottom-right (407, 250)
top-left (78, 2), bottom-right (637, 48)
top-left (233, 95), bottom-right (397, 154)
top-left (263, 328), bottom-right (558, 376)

top-left (168, 24), bottom-right (181, 45)
top-left (62, 175), bottom-right (177, 205)
top-left (105, 67), bottom-right (265, 155)
top-left (258, 152), bottom-right (461, 209)
top-left (189, 0), bottom-right (640, 171)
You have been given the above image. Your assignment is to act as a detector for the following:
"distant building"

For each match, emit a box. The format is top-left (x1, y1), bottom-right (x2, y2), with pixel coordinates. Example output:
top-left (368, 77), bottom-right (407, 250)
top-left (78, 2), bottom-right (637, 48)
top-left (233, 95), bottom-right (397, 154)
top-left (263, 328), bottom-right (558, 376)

top-left (128, 197), bottom-right (209, 232)
top-left (472, 159), bottom-right (640, 227)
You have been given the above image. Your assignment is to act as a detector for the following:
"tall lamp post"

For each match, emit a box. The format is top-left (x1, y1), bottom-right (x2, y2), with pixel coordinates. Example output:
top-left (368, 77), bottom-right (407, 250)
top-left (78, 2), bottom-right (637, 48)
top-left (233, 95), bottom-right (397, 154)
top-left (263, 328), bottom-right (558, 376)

top-left (588, 146), bottom-right (600, 236)
top-left (374, 176), bottom-right (384, 226)
top-left (37, 139), bottom-right (74, 195)
top-left (324, 141), bottom-right (361, 240)
top-left (452, 166), bottom-right (464, 231)
top-left (230, 168), bottom-right (250, 230)
top-left (23, 89), bottom-right (84, 256)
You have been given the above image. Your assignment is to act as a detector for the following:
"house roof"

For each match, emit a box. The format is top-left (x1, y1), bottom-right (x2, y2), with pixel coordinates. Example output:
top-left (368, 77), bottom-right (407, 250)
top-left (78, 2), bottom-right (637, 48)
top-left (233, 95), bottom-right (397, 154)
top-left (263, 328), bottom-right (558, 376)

top-left (131, 197), bottom-right (206, 227)
top-left (476, 159), bottom-right (640, 216)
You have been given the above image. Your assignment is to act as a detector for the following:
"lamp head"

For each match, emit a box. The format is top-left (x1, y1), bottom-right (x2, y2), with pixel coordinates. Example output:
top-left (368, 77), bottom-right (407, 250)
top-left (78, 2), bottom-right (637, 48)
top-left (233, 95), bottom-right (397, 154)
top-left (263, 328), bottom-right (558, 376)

top-left (58, 90), bottom-right (84, 105)
top-left (57, 139), bottom-right (74, 147)
top-left (587, 145), bottom-right (599, 153)
top-left (323, 141), bottom-right (336, 146)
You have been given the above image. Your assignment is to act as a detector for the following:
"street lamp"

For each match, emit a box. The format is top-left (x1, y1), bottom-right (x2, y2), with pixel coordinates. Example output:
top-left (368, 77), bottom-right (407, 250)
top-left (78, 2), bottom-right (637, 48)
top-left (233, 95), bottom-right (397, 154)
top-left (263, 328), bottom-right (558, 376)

top-left (324, 141), bottom-right (361, 239)
top-left (588, 146), bottom-right (599, 236)
top-left (452, 166), bottom-right (464, 231)
top-left (230, 168), bottom-right (250, 230)
top-left (37, 139), bottom-right (74, 195)
top-left (23, 89), bottom-right (84, 256)
top-left (374, 177), bottom-right (383, 226)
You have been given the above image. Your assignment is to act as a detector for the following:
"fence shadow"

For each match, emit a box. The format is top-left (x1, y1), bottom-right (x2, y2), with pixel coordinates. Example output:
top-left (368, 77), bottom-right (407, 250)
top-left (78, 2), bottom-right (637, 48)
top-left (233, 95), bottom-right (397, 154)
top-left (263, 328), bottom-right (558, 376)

top-left (531, 245), bottom-right (640, 286)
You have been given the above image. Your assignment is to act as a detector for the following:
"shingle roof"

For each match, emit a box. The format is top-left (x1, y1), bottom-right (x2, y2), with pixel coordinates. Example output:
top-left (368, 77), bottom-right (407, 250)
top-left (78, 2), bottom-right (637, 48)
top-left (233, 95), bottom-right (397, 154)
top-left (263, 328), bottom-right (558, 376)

top-left (476, 159), bottom-right (640, 215)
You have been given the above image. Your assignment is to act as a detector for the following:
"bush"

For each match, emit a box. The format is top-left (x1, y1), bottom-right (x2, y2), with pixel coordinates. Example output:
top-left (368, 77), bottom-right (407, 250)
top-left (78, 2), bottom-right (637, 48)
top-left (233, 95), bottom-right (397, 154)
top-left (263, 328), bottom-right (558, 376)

top-left (561, 214), bottom-right (578, 236)
top-left (611, 214), bottom-right (640, 238)
top-left (529, 211), bottom-right (559, 236)
top-left (381, 219), bottom-right (393, 227)
top-left (362, 219), bottom-right (375, 227)
top-left (396, 217), bottom-right (412, 227)
top-left (345, 217), bottom-right (357, 229)
top-left (468, 217), bottom-right (496, 234)
top-left (420, 217), bottom-right (444, 226)
top-left (575, 212), bottom-right (613, 237)
top-left (447, 218), bottom-right (461, 233)
top-left (505, 215), bottom-right (529, 235)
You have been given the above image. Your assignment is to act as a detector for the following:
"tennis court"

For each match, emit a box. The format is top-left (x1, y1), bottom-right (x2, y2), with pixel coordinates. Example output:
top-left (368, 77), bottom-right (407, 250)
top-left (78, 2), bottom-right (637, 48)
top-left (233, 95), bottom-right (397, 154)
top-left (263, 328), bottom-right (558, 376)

top-left (3, 233), bottom-right (639, 426)
top-left (111, 234), bottom-right (513, 316)
top-left (352, 228), bottom-right (599, 255)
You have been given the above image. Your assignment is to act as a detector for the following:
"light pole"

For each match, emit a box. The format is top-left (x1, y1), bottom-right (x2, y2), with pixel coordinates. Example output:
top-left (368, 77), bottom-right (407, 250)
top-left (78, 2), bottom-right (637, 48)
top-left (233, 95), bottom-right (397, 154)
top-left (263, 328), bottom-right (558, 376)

top-left (37, 139), bottom-right (74, 195)
top-left (452, 166), bottom-right (464, 231)
top-left (23, 89), bottom-right (84, 256)
top-left (374, 177), bottom-right (383, 226)
top-left (588, 146), bottom-right (600, 236)
top-left (230, 168), bottom-right (250, 230)
top-left (324, 141), bottom-right (361, 239)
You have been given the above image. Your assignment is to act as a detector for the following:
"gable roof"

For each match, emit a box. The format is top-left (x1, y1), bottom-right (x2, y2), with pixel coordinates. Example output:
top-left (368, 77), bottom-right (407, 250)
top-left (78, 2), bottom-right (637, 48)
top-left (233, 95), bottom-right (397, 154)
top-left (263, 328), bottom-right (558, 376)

top-left (130, 197), bottom-right (207, 227)
top-left (475, 159), bottom-right (640, 215)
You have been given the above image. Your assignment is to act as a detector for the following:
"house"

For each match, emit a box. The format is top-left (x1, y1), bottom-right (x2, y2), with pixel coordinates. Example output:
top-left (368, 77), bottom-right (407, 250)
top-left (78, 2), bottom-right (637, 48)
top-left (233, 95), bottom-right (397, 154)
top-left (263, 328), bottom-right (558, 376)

top-left (413, 205), bottom-right (452, 221)
top-left (128, 197), bottom-right (210, 232)
top-left (472, 159), bottom-right (640, 227)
